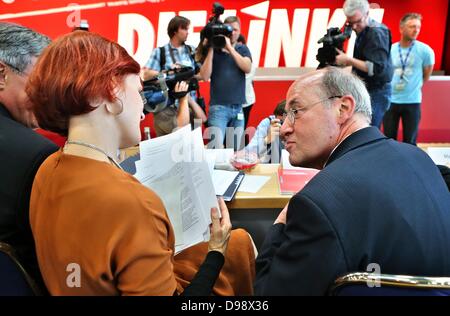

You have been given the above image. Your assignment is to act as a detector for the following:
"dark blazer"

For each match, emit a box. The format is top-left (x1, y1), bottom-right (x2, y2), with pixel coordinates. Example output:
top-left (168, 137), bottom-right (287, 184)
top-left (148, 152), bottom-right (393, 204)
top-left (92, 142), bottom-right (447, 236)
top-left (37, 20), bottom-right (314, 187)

top-left (255, 127), bottom-right (450, 295)
top-left (0, 104), bottom-right (58, 282)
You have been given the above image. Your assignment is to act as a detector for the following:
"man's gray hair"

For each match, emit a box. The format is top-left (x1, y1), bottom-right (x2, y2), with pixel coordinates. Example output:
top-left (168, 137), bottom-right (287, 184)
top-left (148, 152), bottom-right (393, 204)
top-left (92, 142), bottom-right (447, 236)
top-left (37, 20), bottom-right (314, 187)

top-left (0, 22), bottom-right (50, 73)
top-left (319, 67), bottom-right (372, 122)
top-left (224, 16), bottom-right (241, 26)
top-left (343, 0), bottom-right (370, 17)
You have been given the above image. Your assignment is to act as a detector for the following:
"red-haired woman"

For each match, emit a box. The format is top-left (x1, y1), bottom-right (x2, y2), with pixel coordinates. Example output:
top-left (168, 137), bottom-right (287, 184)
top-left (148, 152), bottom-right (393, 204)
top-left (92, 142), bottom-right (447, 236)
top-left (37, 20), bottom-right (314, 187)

top-left (26, 31), bottom-right (255, 296)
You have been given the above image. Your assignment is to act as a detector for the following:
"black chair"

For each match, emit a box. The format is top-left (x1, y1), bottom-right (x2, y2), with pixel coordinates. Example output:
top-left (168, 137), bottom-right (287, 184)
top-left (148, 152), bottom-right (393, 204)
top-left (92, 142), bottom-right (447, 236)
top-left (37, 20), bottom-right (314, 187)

top-left (331, 272), bottom-right (450, 296)
top-left (0, 242), bottom-right (43, 296)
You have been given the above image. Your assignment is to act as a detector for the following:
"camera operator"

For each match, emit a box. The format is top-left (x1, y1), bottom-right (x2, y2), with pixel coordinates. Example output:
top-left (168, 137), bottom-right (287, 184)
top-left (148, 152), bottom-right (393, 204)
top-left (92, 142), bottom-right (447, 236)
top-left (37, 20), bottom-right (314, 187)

top-left (244, 100), bottom-right (286, 164)
top-left (335, 0), bottom-right (393, 128)
top-left (142, 16), bottom-right (206, 135)
top-left (200, 16), bottom-right (252, 150)
top-left (150, 81), bottom-right (193, 137)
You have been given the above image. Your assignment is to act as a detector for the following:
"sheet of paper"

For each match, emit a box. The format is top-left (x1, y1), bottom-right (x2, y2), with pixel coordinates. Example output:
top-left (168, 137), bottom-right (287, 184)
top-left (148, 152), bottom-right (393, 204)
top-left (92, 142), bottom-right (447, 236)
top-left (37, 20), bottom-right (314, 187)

top-left (142, 171), bottom-right (183, 246)
top-left (138, 125), bottom-right (191, 178)
top-left (186, 127), bottom-right (220, 219)
top-left (205, 150), bottom-right (216, 177)
top-left (134, 126), bottom-right (218, 253)
top-left (212, 169), bottom-right (239, 195)
top-left (238, 175), bottom-right (270, 193)
top-left (427, 147), bottom-right (450, 166)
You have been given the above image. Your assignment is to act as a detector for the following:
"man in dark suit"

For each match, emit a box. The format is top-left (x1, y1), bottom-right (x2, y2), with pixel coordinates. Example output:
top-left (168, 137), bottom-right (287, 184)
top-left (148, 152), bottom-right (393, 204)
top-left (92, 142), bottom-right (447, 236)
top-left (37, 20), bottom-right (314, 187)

top-left (254, 67), bottom-right (450, 295)
top-left (0, 23), bottom-right (58, 285)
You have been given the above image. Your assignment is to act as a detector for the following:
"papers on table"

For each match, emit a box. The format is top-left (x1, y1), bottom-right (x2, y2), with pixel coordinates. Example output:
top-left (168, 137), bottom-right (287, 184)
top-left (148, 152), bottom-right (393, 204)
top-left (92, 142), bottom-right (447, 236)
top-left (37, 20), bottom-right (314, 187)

top-left (134, 126), bottom-right (219, 254)
top-left (427, 147), bottom-right (450, 166)
top-left (238, 175), bottom-right (271, 193)
top-left (212, 170), bottom-right (239, 195)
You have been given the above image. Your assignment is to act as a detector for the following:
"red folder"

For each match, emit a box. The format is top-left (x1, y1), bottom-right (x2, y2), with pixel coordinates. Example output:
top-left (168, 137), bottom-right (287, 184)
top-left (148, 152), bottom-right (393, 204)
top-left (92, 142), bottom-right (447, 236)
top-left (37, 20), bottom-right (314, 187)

top-left (278, 166), bottom-right (319, 195)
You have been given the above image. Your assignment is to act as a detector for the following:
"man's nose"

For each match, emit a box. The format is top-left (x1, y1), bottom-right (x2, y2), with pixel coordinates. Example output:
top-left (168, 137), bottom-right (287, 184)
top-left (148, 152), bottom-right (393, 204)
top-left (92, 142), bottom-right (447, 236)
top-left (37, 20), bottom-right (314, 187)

top-left (280, 120), bottom-right (291, 139)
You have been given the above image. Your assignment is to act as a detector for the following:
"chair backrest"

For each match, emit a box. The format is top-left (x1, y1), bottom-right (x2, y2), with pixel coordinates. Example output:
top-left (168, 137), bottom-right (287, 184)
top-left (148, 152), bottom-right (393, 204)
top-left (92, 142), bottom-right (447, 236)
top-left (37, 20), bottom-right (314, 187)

top-left (330, 272), bottom-right (450, 296)
top-left (0, 242), bottom-right (42, 296)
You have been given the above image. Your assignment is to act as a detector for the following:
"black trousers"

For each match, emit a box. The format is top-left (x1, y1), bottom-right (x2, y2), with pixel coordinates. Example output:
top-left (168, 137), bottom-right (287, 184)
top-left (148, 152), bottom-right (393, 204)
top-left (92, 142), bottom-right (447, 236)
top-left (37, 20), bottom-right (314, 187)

top-left (383, 103), bottom-right (421, 145)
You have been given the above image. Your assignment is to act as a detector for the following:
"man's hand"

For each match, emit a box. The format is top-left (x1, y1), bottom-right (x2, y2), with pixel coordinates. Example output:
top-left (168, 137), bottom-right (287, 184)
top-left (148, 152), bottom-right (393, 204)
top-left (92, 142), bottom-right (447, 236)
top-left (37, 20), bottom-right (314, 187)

top-left (335, 48), bottom-right (350, 67)
top-left (170, 63), bottom-right (183, 70)
top-left (265, 118), bottom-right (281, 145)
top-left (173, 81), bottom-right (189, 101)
top-left (223, 36), bottom-right (233, 53)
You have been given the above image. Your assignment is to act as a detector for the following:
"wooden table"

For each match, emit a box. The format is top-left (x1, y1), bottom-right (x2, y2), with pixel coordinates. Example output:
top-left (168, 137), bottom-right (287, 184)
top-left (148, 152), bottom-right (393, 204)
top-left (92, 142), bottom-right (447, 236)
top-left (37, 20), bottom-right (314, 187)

top-left (226, 164), bottom-right (291, 210)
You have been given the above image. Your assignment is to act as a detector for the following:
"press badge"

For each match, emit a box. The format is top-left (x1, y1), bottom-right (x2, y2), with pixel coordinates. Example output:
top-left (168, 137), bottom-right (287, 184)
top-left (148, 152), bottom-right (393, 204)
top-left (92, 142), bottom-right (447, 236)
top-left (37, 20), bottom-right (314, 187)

top-left (237, 112), bottom-right (244, 120)
top-left (395, 76), bottom-right (408, 91)
top-left (394, 82), bottom-right (406, 91)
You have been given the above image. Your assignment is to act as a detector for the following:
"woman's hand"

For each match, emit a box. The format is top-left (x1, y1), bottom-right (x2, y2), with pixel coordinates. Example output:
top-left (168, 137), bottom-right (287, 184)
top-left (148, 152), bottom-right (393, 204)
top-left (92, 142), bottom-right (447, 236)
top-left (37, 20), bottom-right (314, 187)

top-left (208, 197), bottom-right (232, 255)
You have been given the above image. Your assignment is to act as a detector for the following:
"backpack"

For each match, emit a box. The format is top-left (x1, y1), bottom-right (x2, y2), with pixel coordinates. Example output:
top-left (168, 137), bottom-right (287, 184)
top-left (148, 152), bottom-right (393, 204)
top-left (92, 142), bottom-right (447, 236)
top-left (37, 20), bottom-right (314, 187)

top-left (158, 45), bottom-right (194, 71)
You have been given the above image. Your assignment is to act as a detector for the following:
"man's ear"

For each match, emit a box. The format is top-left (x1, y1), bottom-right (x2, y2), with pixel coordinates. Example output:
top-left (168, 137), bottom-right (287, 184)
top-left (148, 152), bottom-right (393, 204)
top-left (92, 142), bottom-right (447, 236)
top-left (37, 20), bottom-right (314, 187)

top-left (337, 95), bottom-right (356, 124)
top-left (0, 62), bottom-right (7, 90)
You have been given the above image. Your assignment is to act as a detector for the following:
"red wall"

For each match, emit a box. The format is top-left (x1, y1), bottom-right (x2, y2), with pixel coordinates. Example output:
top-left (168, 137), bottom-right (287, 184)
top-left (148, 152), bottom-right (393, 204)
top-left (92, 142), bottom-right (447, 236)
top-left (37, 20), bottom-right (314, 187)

top-left (443, 3), bottom-right (450, 74)
top-left (2, 0), bottom-right (450, 142)
top-left (1, 0), bottom-right (448, 69)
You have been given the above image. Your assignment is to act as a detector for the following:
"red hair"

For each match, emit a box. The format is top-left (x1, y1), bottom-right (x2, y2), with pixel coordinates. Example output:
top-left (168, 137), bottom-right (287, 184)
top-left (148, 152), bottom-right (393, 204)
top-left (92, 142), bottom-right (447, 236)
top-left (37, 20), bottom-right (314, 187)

top-left (27, 31), bottom-right (140, 136)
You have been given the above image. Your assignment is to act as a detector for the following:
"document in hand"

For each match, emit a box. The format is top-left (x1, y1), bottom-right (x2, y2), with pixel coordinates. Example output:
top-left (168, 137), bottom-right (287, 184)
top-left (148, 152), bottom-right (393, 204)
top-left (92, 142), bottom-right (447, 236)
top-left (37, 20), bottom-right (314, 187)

top-left (278, 149), bottom-right (320, 195)
top-left (133, 126), bottom-right (219, 254)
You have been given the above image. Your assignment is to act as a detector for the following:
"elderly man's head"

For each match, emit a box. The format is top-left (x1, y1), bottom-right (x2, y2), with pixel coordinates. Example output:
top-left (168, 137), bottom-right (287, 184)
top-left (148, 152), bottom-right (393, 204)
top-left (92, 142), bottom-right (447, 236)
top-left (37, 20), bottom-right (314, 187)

top-left (280, 67), bottom-right (371, 169)
top-left (343, 0), bottom-right (370, 34)
top-left (0, 23), bottom-right (50, 127)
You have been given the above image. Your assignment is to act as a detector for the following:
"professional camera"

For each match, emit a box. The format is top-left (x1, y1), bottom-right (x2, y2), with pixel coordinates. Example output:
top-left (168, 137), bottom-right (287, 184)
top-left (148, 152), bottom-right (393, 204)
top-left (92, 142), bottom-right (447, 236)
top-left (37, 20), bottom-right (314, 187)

top-left (142, 66), bottom-right (199, 113)
top-left (316, 24), bottom-right (352, 69)
top-left (200, 2), bottom-right (233, 50)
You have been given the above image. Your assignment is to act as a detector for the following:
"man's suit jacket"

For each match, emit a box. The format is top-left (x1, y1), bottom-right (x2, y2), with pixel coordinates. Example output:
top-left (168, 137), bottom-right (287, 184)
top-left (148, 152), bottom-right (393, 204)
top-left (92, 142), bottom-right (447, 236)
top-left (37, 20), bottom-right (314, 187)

top-left (255, 127), bottom-right (450, 295)
top-left (0, 104), bottom-right (58, 282)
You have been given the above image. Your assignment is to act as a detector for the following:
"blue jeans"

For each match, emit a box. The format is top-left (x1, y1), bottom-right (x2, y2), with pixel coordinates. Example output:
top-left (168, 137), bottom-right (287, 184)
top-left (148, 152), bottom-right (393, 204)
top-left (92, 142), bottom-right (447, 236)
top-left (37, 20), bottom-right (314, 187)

top-left (206, 104), bottom-right (245, 150)
top-left (383, 103), bottom-right (421, 145)
top-left (369, 84), bottom-right (391, 129)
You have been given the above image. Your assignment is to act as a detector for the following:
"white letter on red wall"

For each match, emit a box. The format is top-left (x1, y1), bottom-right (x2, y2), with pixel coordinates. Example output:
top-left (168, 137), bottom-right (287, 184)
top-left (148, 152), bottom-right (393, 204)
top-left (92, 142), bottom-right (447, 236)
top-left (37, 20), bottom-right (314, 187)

top-left (118, 13), bottom-right (155, 66)
top-left (264, 9), bottom-right (309, 67)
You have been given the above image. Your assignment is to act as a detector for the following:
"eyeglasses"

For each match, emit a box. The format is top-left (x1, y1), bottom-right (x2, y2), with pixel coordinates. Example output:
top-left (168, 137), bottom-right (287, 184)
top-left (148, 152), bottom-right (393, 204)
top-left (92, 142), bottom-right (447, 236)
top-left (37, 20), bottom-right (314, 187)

top-left (346, 14), bottom-right (368, 27)
top-left (285, 95), bottom-right (342, 125)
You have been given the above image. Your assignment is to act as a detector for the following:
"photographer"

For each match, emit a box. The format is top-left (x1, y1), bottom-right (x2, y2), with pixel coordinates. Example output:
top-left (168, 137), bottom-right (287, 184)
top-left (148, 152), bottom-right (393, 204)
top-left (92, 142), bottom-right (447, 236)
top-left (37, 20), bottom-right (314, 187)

top-left (335, 0), bottom-right (393, 128)
top-left (142, 16), bottom-right (206, 136)
top-left (151, 81), bottom-right (192, 137)
top-left (200, 15), bottom-right (252, 150)
top-left (245, 100), bottom-right (286, 164)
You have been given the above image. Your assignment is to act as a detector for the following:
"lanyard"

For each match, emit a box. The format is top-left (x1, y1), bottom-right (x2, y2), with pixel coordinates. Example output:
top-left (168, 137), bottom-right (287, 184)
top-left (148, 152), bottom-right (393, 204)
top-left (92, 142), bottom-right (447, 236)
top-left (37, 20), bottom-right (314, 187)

top-left (398, 42), bottom-right (414, 79)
